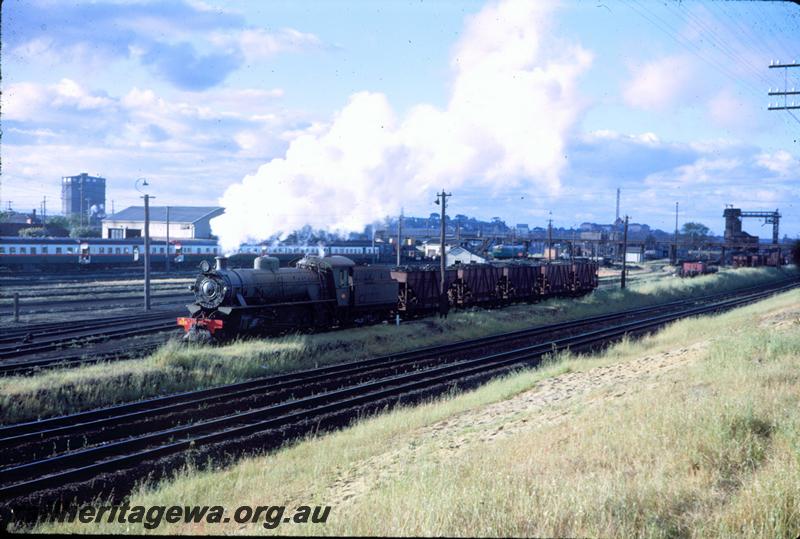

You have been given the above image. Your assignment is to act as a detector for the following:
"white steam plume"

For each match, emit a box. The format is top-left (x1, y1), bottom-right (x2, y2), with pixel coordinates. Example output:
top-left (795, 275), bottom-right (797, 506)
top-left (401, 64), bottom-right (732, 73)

top-left (212, 0), bottom-right (592, 251)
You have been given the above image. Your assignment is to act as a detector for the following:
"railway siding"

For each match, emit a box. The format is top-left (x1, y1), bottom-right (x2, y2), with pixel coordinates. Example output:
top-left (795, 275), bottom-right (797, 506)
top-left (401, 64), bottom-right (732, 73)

top-left (27, 286), bottom-right (800, 536)
top-left (0, 267), bottom-right (794, 423)
top-left (0, 281), bottom-right (797, 526)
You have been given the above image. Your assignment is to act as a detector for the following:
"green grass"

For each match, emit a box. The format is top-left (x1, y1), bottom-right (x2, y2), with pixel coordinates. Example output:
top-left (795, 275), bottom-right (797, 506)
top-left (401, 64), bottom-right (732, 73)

top-left (29, 287), bottom-right (800, 536)
top-left (0, 266), bottom-right (794, 424)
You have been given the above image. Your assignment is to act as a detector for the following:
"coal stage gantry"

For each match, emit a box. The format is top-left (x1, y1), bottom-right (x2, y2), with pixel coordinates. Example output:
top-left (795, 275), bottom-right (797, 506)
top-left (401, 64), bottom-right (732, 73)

top-left (723, 207), bottom-right (781, 247)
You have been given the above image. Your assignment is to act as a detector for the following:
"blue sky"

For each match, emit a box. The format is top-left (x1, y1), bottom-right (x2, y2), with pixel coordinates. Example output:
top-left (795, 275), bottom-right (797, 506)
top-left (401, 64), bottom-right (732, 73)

top-left (2, 0), bottom-right (799, 247)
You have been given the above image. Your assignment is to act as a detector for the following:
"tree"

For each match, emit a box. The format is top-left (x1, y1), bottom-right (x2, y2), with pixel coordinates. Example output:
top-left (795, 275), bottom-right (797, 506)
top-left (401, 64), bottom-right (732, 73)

top-left (69, 226), bottom-right (101, 238)
top-left (18, 227), bottom-right (46, 237)
top-left (792, 240), bottom-right (800, 266)
top-left (681, 222), bottom-right (710, 248)
top-left (46, 215), bottom-right (71, 229)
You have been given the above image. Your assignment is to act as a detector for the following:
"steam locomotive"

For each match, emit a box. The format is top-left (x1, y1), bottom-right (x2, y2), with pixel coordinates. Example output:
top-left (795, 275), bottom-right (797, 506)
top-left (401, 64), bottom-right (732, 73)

top-left (178, 255), bottom-right (599, 340)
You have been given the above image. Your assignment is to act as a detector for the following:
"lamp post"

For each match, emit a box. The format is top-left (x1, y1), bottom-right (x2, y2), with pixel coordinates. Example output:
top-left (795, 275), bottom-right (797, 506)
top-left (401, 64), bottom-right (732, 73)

top-left (135, 178), bottom-right (154, 311)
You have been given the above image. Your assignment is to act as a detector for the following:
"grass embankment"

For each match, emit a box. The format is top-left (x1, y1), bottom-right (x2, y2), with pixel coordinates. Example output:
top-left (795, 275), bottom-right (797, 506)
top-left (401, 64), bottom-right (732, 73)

top-left (0, 267), bottom-right (794, 424)
top-left (34, 287), bottom-right (800, 537)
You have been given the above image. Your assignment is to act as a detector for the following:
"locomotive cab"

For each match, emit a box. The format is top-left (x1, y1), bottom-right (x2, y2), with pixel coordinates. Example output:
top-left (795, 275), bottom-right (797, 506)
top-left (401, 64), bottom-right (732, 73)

top-left (297, 255), bottom-right (354, 308)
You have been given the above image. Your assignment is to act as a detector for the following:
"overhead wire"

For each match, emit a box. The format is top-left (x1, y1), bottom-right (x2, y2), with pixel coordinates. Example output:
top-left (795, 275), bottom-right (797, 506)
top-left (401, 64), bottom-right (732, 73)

top-left (762, 4), bottom-right (797, 63)
top-left (626, 0), bottom-right (765, 101)
top-left (663, 2), bottom-right (773, 89)
top-left (628, 0), bottom-right (800, 140)
top-left (714, 2), bottom-right (775, 62)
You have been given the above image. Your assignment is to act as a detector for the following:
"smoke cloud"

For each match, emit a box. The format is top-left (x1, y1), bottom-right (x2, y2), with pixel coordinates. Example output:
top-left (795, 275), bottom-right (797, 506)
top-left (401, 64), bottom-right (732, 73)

top-left (212, 0), bottom-right (592, 250)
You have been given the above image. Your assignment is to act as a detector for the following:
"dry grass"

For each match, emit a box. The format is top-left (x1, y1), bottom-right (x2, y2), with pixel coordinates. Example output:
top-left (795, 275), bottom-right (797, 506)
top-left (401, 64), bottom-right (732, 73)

top-left (30, 289), bottom-right (800, 537)
top-left (0, 267), bottom-right (794, 424)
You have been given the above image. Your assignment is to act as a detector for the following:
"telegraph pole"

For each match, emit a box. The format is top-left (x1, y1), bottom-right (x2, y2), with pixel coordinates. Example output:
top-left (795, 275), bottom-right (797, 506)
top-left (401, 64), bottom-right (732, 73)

top-left (396, 208), bottom-right (403, 266)
top-left (571, 226), bottom-right (576, 264)
top-left (165, 205), bottom-right (170, 274)
top-left (41, 196), bottom-right (47, 235)
top-left (768, 61), bottom-right (800, 113)
top-left (672, 202), bottom-right (679, 265)
top-left (371, 225), bottom-right (376, 264)
top-left (621, 215), bottom-right (629, 289)
top-left (435, 190), bottom-right (451, 298)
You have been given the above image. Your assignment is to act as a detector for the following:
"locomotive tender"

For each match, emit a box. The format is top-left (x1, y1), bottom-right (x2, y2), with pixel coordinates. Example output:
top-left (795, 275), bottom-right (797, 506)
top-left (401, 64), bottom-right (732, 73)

top-left (178, 254), bottom-right (599, 340)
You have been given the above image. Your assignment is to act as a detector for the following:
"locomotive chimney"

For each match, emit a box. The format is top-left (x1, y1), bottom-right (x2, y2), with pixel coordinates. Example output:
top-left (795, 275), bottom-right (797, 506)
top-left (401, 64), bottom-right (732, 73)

top-left (215, 256), bottom-right (228, 270)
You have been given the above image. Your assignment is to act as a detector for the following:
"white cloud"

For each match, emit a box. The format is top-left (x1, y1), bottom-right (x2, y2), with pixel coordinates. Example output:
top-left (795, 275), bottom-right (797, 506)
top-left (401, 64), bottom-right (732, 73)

top-left (211, 27), bottom-right (324, 62)
top-left (2, 78), bottom-right (308, 212)
top-left (707, 89), bottom-right (763, 131)
top-left (212, 0), bottom-right (593, 249)
top-left (3, 79), bottom-right (114, 121)
top-left (585, 130), bottom-right (660, 145)
top-left (3, 82), bottom-right (49, 121)
top-left (644, 156), bottom-right (742, 188)
top-left (757, 150), bottom-right (799, 177)
top-left (623, 55), bottom-right (695, 111)
top-left (52, 79), bottom-right (115, 110)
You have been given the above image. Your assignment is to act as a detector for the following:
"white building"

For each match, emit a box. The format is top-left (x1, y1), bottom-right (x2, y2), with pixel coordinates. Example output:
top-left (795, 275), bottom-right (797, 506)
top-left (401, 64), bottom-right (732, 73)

top-left (447, 245), bottom-right (486, 265)
top-left (102, 206), bottom-right (224, 240)
top-left (422, 241), bottom-right (486, 265)
top-left (625, 252), bottom-right (643, 264)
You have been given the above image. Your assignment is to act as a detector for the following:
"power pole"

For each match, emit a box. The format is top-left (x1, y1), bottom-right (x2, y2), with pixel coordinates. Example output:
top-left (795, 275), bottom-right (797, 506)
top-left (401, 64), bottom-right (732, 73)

top-left (435, 190), bottom-right (452, 293)
top-left (41, 196), bottom-right (47, 235)
top-left (371, 225), bottom-right (376, 264)
top-left (571, 226), bottom-right (576, 263)
top-left (143, 193), bottom-right (153, 311)
top-left (396, 208), bottom-right (403, 266)
top-left (673, 202), bottom-right (679, 265)
top-left (165, 205), bottom-right (170, 274)
top-left (768, 61), bottom-right (800, 116)
top-left (547, 214), bottom-right (553, 262)
top-left (621, 215), bottom-right (629, 289)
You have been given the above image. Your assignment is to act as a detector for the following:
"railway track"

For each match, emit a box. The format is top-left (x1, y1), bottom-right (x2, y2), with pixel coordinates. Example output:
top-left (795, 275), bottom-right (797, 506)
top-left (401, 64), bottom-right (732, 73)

top-left (0, 270), bottom-right (196, 285)
top-left (0, 278), bottom-right (793, 376)
top-left (2, 284), bottom-right (191, 301)
top-left (0, 344), bottom-right (164, 377)
top-left (0, 311), bottom-right (182, 363)
top-left (0, 292), bottom-right (191, 315)
top-left (0, 279), bottom-right (795, 518)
